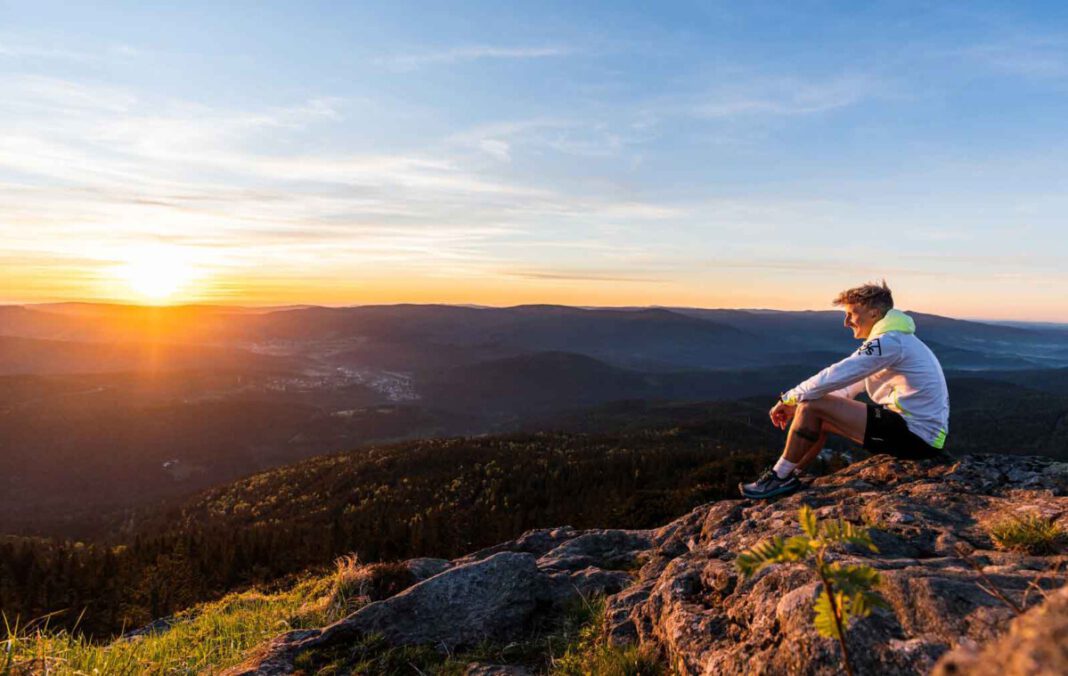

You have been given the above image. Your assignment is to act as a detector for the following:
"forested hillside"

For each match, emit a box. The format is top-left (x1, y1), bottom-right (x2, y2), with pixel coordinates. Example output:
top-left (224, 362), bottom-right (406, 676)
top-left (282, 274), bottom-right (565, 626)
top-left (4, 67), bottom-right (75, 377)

top-left (4, 370), bottom-right (1068, 641)
top-left (0, 401), bottom-right (785, 638)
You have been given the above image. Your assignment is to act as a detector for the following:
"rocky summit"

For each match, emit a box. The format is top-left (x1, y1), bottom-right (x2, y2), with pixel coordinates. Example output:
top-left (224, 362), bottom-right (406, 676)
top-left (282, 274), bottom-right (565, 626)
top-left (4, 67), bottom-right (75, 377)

top-left (229, 454), bottom-right (1068, 675)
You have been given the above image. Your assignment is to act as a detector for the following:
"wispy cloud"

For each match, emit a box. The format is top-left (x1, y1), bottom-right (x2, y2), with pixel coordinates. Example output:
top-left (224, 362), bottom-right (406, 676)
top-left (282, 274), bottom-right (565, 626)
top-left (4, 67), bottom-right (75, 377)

top-left (958, 36), bottom-right (1068, 79)
top-left (438, 72), bottom-right (883, 168)
top-left (0, 33), bottom-right (140, 64)
top-left (505, 268), bottom-right (666, 283)
top-left (477, 138), bottom-right (511, 161)
top-left (690, 74), bottom-right (882, 118)
top-left (374, 45), bottom-right (573, 70)
top-left (446, 118), bottom-right (574, 160)
top-left (447, 117), bottom-right (653, 162)
top-left (2, 74), bottom-right (139, 113)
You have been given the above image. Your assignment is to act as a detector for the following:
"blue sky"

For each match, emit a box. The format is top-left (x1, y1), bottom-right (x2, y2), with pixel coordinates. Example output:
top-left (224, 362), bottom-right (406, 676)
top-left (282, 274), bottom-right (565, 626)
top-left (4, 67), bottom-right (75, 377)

top-left (1, 1), bottom-right (1067, 319)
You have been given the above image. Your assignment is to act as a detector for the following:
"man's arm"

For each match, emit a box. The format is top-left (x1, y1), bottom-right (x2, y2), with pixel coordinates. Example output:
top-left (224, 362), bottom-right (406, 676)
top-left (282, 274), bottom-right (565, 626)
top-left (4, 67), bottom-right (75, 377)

top-left (782, 334), bottom-right (901, 405)
top-left (829, 380), bottom-right (865, 400)
top-left (772, 379), bottom-right (863, 429)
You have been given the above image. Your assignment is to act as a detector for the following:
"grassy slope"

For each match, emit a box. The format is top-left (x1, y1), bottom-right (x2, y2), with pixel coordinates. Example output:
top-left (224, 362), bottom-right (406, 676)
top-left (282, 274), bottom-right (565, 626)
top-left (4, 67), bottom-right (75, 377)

top-left (4, 576), bottom-right (335, 674)
top-left (3, 564), bottom-right (661, 676)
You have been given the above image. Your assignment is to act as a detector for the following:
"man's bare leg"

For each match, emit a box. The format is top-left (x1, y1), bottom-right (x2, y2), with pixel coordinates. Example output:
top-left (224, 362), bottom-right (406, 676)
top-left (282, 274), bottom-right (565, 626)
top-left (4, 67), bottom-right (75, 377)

top-left (794, 419), bottom-right (858, 473)
top-left (780, 396), bottom-right (867, 473)
top-left (795, 428), bottom-right (829, 473)
top-left (742, 395), bottom-right (868, 498)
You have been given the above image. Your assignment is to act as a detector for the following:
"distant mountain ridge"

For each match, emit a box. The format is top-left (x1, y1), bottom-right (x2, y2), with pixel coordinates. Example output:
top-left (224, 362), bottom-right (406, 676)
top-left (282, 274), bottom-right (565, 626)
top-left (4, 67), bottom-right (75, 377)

top-left (5, 302), bottom-right (1067, 372)
top-left (3, 301), bottom-right (1068, 540)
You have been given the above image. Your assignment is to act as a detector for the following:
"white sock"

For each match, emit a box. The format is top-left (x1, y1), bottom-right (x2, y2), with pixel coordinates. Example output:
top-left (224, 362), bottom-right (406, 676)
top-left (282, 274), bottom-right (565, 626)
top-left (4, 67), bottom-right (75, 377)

top-left (772, 457), bottom-right (798, 479)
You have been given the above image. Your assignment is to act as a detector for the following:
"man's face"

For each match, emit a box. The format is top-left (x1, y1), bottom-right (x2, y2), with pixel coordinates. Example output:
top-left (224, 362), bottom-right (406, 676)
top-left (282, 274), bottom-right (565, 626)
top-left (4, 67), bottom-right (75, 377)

top-left (843, 303), bottom-right (879, 340)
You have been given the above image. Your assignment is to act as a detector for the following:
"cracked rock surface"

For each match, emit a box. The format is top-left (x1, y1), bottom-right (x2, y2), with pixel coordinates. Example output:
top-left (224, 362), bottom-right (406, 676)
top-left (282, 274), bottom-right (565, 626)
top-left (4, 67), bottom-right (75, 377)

top-left (228, 455), bottom-right (1068, 675)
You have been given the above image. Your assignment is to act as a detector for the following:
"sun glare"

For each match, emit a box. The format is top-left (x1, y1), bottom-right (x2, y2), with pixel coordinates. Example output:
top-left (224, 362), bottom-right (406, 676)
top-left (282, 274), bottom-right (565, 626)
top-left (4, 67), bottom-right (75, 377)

top-left (116, 249), bottom-right (197, 303)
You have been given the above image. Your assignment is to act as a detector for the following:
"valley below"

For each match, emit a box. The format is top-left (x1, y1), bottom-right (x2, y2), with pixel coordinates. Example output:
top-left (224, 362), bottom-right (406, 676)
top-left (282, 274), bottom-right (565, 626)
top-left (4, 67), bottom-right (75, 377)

top-left (1, 302), bottom-right (1067, 666)
top-left (3, 303), bottom-right (1067, 540)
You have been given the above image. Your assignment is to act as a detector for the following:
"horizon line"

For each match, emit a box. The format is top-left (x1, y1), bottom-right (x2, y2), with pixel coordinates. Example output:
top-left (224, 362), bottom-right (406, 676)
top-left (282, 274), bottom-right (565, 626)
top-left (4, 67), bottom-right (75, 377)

top-left (4, 299), bottom-right (1065, 326)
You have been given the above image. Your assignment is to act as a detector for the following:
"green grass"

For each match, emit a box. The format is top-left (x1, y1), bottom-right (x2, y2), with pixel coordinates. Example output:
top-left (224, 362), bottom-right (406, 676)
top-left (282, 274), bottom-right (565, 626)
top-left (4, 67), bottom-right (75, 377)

top-left (988, 514), bottom-right (1067, 555)
top-left (3, 564), bottom-right (665, 675)
top-left (0, 557), bottom-right (377, 675)
top-left (548, 599), bottom-right (664, 676)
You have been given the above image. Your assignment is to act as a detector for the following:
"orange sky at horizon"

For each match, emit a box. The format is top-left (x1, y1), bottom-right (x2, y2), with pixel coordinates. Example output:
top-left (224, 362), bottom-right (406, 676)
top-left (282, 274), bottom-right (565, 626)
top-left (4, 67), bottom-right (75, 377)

top-left (5, 5), bottom-right (1068, 327)
top-left (4, 263), bottom-right (1066, 323)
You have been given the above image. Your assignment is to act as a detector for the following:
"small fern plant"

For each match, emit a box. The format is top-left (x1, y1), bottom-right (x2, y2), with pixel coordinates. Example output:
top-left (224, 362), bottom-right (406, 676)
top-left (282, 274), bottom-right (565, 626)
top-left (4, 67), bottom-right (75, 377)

top-left (735, 506), bottom-right (888, 676)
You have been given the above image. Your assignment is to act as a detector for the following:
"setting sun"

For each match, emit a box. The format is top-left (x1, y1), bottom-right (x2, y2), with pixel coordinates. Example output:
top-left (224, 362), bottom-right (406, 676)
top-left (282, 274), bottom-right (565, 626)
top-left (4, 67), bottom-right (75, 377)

top-left (115, 249), bottom-right (198, 303)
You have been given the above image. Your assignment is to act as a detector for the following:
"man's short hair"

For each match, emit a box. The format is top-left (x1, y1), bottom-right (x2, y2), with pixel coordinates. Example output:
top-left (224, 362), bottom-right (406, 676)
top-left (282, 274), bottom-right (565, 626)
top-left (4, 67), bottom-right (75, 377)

top-left (833, 280), bottom-right (893, 314)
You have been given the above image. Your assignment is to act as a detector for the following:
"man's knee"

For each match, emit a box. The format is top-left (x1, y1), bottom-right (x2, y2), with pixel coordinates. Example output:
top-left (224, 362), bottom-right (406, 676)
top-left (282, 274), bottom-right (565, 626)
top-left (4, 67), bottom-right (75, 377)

top-left (794, 401), bottom-right (822, 421)
top-left (791, 404), bottom-right (822, 441)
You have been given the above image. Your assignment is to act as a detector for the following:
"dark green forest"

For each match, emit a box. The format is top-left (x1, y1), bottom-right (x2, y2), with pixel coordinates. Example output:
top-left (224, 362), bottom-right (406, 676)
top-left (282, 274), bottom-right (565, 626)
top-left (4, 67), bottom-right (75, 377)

top-left (2, 376), bottom-right (1066, 640)
top-left (0, 400), bottom-right (785, 638)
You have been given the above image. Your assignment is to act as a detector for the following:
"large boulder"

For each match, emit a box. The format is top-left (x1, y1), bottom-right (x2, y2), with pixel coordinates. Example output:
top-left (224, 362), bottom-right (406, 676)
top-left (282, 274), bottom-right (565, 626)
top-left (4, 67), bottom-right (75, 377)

top-left (226, 552), bottom-right (553, 674)
top-left (310, 551), bottom-right (551, 649)
top-left (932, 584), bottom-right (1068, 675)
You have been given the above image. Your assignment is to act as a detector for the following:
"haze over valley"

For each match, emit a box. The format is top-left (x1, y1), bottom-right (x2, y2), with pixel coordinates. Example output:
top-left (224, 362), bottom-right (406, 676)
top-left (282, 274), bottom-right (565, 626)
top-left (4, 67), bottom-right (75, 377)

top-left (3, 301), bottom-right (1067, 539)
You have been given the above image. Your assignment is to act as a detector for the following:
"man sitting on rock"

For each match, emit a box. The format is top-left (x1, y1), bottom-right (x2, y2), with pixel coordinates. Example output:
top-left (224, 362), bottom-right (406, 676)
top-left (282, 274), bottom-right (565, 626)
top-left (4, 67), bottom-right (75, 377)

top-left (740, 281), bottom-right (950, 499)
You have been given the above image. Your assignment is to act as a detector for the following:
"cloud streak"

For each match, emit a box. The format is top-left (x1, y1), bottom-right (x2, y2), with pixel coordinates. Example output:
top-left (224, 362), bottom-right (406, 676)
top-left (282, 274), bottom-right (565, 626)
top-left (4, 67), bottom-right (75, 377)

top-left (505, 268), bottom-right (666, 283)
top-left (374, 45), bottom-right (573, 70)
top-left (0, 34), bottom-right (140, 64)
top-left (951, 32), bottom-right (1068, 79)
top-left (689, 74), bottom-right (884, 118)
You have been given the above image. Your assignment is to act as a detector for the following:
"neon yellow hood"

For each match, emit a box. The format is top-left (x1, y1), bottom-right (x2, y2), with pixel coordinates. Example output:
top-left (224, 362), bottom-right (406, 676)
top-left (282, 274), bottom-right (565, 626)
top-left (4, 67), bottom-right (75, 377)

top-left (869, 308), bottom-right (915, 338)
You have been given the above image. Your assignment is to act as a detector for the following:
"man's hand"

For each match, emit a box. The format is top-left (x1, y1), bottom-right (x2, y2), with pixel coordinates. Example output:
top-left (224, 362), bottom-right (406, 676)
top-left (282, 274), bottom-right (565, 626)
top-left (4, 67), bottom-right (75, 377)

top-left (769, 400), bottom-right (796, 430)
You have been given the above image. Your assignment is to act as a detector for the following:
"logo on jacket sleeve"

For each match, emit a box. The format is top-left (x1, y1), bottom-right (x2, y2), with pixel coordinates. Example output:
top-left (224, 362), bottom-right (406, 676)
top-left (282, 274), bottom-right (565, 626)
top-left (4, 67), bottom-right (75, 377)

top-left (857, 338), bottom-right (882, 356)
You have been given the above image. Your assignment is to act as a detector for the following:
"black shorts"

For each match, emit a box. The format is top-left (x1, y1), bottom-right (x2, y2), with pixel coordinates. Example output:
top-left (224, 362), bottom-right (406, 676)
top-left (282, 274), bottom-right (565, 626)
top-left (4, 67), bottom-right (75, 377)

top-left (863, 404), bottom-right (941, 460)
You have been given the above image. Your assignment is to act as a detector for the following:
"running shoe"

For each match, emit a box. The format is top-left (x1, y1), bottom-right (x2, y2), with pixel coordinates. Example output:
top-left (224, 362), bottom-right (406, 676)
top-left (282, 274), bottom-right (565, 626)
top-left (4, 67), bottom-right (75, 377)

top-left (739, 466), bottom-right (801, 499)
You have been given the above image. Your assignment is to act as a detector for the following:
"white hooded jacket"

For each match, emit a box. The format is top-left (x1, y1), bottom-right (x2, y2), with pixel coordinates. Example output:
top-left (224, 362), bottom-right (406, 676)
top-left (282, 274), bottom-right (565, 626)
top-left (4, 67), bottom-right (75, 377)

top-left (781, 309), bottom-right (950, 449)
